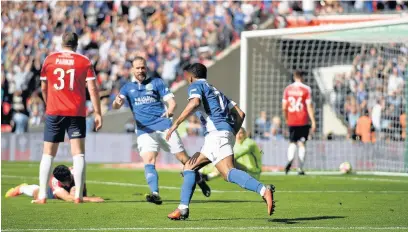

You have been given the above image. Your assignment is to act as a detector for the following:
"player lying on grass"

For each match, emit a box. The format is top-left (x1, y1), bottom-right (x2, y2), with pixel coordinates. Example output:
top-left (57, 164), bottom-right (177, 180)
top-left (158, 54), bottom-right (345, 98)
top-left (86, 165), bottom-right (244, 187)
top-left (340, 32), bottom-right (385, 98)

top-left (5, 165), bottom-right (104, 203)
top-left (200, 127), bottom-right (263, 181)
top-left (36, 32), bottom-right (102, 204)
top-left (165, 63), bottom-right (275, 220)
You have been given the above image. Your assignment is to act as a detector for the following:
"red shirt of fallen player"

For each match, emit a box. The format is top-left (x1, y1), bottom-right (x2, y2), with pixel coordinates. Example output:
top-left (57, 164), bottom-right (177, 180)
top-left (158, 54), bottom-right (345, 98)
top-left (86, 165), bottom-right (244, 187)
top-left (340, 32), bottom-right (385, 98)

top-left (282, 80), bottom-right (312, 126)
top-left (40, 50), bottom-right (95, 117)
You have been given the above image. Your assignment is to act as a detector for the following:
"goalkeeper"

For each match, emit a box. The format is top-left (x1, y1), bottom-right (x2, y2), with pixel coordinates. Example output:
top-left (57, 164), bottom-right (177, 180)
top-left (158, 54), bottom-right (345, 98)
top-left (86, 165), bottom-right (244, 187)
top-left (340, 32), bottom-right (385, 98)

top-left (201, 127), bottom-right (263, 180)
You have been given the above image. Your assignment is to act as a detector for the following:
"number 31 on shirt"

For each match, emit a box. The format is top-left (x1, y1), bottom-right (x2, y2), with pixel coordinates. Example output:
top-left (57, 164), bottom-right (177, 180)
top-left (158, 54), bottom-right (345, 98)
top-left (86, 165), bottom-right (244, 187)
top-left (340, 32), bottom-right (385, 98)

top-left (54, 68), bottom-right (75, 90)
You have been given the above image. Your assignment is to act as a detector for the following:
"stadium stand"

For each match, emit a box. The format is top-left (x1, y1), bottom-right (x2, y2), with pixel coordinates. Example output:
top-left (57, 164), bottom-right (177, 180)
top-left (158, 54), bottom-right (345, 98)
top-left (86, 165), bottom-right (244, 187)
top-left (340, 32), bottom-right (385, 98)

top-left (1, 1), bottom-right (406, 134)
top-left (1, 0), bottom-right (269, 132)
top-left (331, 46), bottom-right (407, 142)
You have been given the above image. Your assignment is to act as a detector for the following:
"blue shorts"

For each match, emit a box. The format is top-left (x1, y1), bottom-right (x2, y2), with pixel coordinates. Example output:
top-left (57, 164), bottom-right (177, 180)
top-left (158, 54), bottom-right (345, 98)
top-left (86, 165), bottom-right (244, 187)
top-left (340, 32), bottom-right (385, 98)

top-left (44, 115), bottom-right (86, 143)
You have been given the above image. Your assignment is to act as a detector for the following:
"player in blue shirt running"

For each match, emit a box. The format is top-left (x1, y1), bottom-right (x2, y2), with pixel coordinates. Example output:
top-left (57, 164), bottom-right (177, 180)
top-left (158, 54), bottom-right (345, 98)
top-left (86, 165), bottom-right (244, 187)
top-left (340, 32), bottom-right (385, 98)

top-left (112, 57), bottom-right (210, 204)
top-left (166, 63), bottom-right (275, 220)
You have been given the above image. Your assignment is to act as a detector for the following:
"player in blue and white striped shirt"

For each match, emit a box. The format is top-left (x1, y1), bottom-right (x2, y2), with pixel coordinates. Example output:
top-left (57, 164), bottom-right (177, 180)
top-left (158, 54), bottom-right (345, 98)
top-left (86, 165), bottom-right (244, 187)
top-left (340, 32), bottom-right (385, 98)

top-left (166, 63), bottom-right (275, 220)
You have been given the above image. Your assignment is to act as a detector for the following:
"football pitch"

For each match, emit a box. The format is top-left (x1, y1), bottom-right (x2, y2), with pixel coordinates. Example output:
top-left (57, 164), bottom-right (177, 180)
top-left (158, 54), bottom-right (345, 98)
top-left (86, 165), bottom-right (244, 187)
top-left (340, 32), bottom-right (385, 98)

top-left (2, 162), bottom-right (408, 232)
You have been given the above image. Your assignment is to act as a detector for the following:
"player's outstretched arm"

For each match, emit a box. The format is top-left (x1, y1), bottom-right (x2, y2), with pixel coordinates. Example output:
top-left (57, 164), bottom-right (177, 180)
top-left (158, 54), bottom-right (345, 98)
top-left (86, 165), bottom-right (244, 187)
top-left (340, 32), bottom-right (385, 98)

top-left (163, 97), bottom-right (176, 118)
top-left (55, 188), bottom-right (104, 203)
top-left (166, 98), bottom-right (200, 141)
top-left (83, 196), bottom-right (105, 203)
top-left (88, 79), bottom-right (103, 131)
top-left (112, 95), bottom-right (125, 110)
top-left (230, 105), bottom-right (246, 134)
top-left (174, 98), bottom-right (200, 127)
top-left (54, 188), bottom-right (78, 202)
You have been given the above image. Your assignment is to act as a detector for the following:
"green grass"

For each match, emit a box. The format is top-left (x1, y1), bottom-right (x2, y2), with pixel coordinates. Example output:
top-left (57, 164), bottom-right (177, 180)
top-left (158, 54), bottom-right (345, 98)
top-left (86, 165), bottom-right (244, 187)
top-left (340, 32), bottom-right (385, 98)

top-left (2, 162), bottom-right (408, 232)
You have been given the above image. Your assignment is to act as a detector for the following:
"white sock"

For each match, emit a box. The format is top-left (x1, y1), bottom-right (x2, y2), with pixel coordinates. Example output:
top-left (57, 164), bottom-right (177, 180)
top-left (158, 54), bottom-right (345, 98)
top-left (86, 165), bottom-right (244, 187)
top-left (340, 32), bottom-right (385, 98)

top-left (20, 185), bottom-right (39, 197)
top-left (73, 154), bottom-right (86, 199)
top-left (38, 154), bottom-right (54, 199)
top-left (260, 186), bottom-right (266, 197)
top-left (298, 146), bottom-right (306, 170)
top-left (178, 204), bottom-right (189, 210)
top-left (287, 143), bottom-right (297, 163)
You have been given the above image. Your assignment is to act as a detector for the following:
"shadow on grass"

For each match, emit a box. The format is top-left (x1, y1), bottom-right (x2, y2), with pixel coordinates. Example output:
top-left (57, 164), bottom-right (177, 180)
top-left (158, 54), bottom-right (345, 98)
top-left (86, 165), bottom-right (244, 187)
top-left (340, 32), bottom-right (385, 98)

top-left (269, 216), bottom-right (346, 224)
top-left (104, 199), bottom-right (261, 204)
top-left (188, 215), bottom-right (345, 223)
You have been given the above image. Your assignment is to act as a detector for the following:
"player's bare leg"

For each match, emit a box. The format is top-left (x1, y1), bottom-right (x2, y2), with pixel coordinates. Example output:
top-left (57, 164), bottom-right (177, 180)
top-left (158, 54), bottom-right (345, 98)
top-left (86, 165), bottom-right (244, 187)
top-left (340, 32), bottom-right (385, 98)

top-left (168, 153), bottom-right (210, 220)
top-left (5, 183), bottom-right (29, 198)
top-left (34, 142), bottom-right (58, 204)
top-left (71, 138), bottom-right (86, 203)
top-left (175, 151), bottom-right (211, 197)
top-left (297, 141), bottom-right (306, 175)
top-left (216, 156), bottom-right (275, 216)
top-left (6, 184), bottom-right (50, 204)
top-left (141, 151), bottom-right (162, 205)
top-left (175, 151), bottom-right (189, 164)
top-left (6, 184), bottom-right (45, 204)
top-left (285, 142), bottom-right (297, 174)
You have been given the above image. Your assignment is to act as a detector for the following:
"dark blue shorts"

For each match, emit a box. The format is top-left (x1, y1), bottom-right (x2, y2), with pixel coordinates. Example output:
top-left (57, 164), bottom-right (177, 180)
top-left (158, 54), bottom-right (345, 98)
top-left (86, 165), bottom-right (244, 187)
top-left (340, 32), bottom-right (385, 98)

top-left (44, 115), bottom-right (86, 143)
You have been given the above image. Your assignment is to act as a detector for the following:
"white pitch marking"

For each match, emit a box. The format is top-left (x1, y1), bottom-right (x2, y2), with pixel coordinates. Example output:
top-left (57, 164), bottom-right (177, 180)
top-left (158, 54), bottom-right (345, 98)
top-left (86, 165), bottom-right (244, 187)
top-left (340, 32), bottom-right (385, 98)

top-left (2, 175), bottom-right (408, 194)
top-left (323, 176), bottom-right (408, 183)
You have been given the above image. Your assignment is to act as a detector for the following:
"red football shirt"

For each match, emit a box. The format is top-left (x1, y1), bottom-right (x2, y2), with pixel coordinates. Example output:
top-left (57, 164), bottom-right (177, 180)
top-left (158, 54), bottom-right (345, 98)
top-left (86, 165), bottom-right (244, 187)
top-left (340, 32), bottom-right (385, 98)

top-left (40, 50), bottom-right (96, 117)
top-left (282, 82), bottom-right (312, 126)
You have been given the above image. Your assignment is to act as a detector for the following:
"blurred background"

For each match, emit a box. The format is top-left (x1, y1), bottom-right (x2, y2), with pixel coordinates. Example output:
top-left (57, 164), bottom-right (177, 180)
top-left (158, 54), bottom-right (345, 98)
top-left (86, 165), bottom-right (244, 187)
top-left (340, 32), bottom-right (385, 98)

top-left (1, 0), bottom-right (408, 172)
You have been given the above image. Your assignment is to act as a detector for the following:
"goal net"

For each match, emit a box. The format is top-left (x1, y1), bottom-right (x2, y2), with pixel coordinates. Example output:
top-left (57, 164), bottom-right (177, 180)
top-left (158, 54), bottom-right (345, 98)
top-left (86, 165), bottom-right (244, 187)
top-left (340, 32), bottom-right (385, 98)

top-left (240, 18), bottom-right (408, 173)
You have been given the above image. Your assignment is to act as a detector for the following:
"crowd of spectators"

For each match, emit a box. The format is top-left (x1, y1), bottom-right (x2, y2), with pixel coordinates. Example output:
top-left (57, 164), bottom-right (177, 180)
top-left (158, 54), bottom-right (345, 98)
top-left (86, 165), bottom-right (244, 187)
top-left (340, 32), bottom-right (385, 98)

top-left (1, 0), bottom-right (269, 133)
top-left (316, 0), bottom-right (408, 15)
top-left (253, 111), bottom-right (285, 141)
top-left (275, 0), bottom-right (408, 15)
top-left (1, 1), bottom-right (406, 134)
top-left (332, 45), bottom-right (407, 142)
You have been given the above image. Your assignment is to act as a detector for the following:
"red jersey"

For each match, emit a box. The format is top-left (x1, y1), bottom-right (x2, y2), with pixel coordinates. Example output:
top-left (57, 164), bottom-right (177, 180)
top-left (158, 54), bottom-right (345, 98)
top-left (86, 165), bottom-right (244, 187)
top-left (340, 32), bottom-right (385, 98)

top-left (49, 167), bottom-right (87, 197)
top-left (40, 50), bottom-right (96, 117)
top-left (282, 82), bottom-right (312, 126)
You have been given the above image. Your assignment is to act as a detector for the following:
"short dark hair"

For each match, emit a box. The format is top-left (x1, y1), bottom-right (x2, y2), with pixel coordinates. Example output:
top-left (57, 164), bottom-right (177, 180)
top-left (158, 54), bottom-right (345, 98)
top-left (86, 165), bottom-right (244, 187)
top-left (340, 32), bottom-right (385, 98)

top-left (184, 63), bottom-right (207, 79)
top-left (293, 70), bottom-right (306, 78)
top-left (62, 32), bottom-right (78, 48)
top-left (133, 56), bottom-right (146, 63)
top-left (363, 109), bottom-right (370, 116)
top-left (53, 165), bottom-right (71, 182)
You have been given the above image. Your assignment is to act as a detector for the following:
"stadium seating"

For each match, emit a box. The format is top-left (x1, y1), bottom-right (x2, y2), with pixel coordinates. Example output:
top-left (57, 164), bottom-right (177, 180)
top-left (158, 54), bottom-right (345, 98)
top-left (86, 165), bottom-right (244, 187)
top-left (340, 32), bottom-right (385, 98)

top-left (331, 46), bottom-right (407, 142)
top-left (2, 1), bottom-right (406, 133)
top-left (1, 1), bottom-right (268, 129)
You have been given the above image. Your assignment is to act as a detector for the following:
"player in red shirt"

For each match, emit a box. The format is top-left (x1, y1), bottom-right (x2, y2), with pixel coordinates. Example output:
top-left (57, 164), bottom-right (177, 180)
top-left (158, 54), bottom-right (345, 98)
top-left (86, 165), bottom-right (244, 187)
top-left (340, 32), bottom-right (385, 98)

top-left (33, 32), bottom-right (102, 204)
top-left (5, 165), bottom-right (104, 203)
top-left (282, 70), bottom-right (316, 175)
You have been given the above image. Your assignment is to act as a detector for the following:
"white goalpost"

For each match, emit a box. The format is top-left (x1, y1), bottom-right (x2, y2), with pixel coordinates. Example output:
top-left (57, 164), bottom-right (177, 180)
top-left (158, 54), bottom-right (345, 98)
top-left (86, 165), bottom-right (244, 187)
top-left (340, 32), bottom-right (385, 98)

top-left (240, 16), bottom-right (408, 173)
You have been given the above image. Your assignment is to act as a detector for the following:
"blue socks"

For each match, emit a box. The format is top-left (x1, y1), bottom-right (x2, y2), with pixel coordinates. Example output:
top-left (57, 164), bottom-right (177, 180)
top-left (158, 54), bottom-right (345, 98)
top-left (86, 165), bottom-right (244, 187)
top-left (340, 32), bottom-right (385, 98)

top-left (144, 164), bottom-right (159, 193)
top-left (227, 168), bottom-right (264, 194)
top-left (180, 170), bottom-right (196, 206)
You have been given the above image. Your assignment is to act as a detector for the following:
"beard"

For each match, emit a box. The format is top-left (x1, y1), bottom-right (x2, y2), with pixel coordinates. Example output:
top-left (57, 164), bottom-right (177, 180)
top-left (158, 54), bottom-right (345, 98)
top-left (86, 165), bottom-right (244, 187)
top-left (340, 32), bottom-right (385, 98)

top-left (135, 73), bottom-right (146, 81)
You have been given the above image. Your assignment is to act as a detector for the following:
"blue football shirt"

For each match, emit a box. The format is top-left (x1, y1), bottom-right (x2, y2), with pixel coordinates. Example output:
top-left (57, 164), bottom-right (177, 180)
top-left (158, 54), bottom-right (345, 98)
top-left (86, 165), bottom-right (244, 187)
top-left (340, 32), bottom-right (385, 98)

top-left (119, 77), bottom-right (173, 135)
top-left (187, 79), bottom-right (236, 134)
